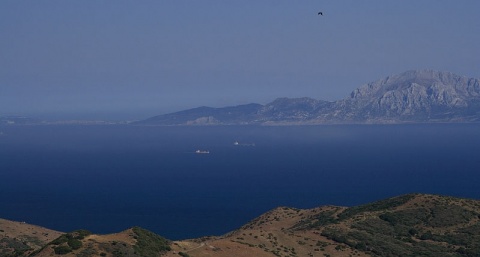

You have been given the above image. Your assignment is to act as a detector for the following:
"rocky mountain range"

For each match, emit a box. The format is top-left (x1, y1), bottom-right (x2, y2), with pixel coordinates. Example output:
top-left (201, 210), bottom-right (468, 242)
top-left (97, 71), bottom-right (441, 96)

top-left (136, 70), bottom-right (480, 125)
top-left (2, 194), bottom-right (480, 257)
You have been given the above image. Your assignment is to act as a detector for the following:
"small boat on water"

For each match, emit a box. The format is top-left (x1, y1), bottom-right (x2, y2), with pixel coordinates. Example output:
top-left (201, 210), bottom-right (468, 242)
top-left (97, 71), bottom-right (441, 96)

top-left (233, 141), bottom-right (255, 147)
top-left (195, 150), bottom-right (210, 154)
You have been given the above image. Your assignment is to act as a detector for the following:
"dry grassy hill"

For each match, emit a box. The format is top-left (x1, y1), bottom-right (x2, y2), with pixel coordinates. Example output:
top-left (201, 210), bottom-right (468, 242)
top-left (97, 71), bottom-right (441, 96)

top-left (0, 218), bottom-right (62, 256)
top-left (2, 193), bottom-right (480, 257)
top-left (164, 205), bottom-right (365, 257)
top-left (150, 194), bottom-right (480, 257)
top-left (30, 227), bottom-right (170, 257)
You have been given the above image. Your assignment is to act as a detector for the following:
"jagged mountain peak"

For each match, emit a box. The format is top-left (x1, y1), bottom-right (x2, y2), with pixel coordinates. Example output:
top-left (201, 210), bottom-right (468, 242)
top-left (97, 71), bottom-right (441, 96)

top-left (340, 70), bottom-right (480, 122)
top-left (350, 69), bottom-right (480, 100)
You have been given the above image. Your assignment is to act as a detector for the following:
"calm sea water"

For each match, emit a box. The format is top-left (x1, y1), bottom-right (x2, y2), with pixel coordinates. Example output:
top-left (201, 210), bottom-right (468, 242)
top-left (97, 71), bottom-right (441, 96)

top-left (0, 124), bottom-right (479, 239)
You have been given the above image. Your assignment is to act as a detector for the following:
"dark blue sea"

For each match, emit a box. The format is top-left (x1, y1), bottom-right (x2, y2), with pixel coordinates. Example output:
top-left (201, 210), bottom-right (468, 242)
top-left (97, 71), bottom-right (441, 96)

top-left (1, 124), bottom-right (479, 240)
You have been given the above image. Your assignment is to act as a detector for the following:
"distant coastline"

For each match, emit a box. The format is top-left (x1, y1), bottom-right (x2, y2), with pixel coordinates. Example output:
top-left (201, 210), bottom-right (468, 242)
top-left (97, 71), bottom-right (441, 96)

top-left (3, 70), bottom-right (480, 126)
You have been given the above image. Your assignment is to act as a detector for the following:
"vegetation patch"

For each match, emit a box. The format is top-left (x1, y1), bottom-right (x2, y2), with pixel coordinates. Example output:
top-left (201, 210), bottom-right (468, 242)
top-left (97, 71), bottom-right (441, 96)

top-left (321, 196), bottom-right (480, 257)
top-left (379, 208), bottom-right (430, 227)
top-left (132, 226), bottom-right (171, 257)
top-left (53, 245), bottom-right (73, 255)
top-left (427, 205), bottom-right (478, 227)
top-left (0, 237), bottom-right (32, 256)
top-left (291, 210), bottom-right (339, 230)
top-left (97, 241), bottom-right (135, 257)
top-left (47, 230), bottom-right (92, 255)
top-left (338, 194), bottom-right (416, 220)
top-left (321, 227), bottom-right (453, 257)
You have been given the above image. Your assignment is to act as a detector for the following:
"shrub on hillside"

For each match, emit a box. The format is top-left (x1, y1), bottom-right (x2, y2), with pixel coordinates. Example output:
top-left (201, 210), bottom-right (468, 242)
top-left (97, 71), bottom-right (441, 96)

top-left (54, 245), bottom-right (72, 255)
top-left (132, 227), bottom-right (171, 257)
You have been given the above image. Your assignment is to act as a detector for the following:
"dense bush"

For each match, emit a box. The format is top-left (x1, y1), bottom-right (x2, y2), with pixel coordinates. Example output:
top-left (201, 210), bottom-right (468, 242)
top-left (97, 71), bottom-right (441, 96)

top-left (67, 238), bottom-right (83, 250)
top-left (322, 227), bottom-right (454, 257)
top-left (48, 230), bottom-right (91, 254)
top-left (50, 235), bottom-right (69, 245)
top-left (54, 245), bottom-right (72, 255)
top-left (72, 229), bottom-right (92, 240)
top-left (379, 208), bottom-right (429, 227)
top-left (132, 227), bottom-right (171, 257)
top-left (290, 209), bottom-right (339, 230)
top-left (427, 205), bottom-right (477, 227)
top-left (338, 194), bottom-right (415, 220)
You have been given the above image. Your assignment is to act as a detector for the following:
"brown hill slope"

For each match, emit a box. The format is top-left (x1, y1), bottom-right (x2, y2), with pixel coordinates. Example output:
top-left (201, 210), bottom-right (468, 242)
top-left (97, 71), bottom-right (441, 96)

top-left (0, 218), bottom-right (62, 256)
top-left (2, 193), bottom-right (480, 257)
top-left (30, 227), bottom-right (170, 257)
top-left (164, 205), bottom-right (364, 257)
top-left (166, 194), bottom-right (480, 257)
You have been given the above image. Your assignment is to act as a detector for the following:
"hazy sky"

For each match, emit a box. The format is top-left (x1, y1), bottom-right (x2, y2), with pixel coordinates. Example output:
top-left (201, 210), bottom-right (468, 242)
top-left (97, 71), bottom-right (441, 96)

top-left (1, 1), bottom-right (479, 120)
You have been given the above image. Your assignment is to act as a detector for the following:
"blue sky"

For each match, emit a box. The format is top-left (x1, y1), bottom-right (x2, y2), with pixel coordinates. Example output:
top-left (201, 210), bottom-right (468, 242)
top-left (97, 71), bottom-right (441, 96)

top-left (1, 1), bottom-right (479, 120)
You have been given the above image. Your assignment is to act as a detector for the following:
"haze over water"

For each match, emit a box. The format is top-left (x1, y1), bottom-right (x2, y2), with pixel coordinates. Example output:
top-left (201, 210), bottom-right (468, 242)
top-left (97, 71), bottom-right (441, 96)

top-left (2, 1), bottom-right (479, 120)
top-left (1, 124), bottom-right (479, 240)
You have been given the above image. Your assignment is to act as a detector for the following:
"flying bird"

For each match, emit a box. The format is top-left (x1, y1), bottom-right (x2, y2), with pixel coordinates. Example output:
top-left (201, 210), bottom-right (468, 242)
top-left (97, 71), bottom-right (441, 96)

top-left (318, 11), bottom-right (323, 16)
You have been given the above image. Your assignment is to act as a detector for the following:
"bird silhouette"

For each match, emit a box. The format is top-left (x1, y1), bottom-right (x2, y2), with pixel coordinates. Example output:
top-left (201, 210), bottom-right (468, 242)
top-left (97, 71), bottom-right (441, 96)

top-left (318, 11), bottom-right (323, 16)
